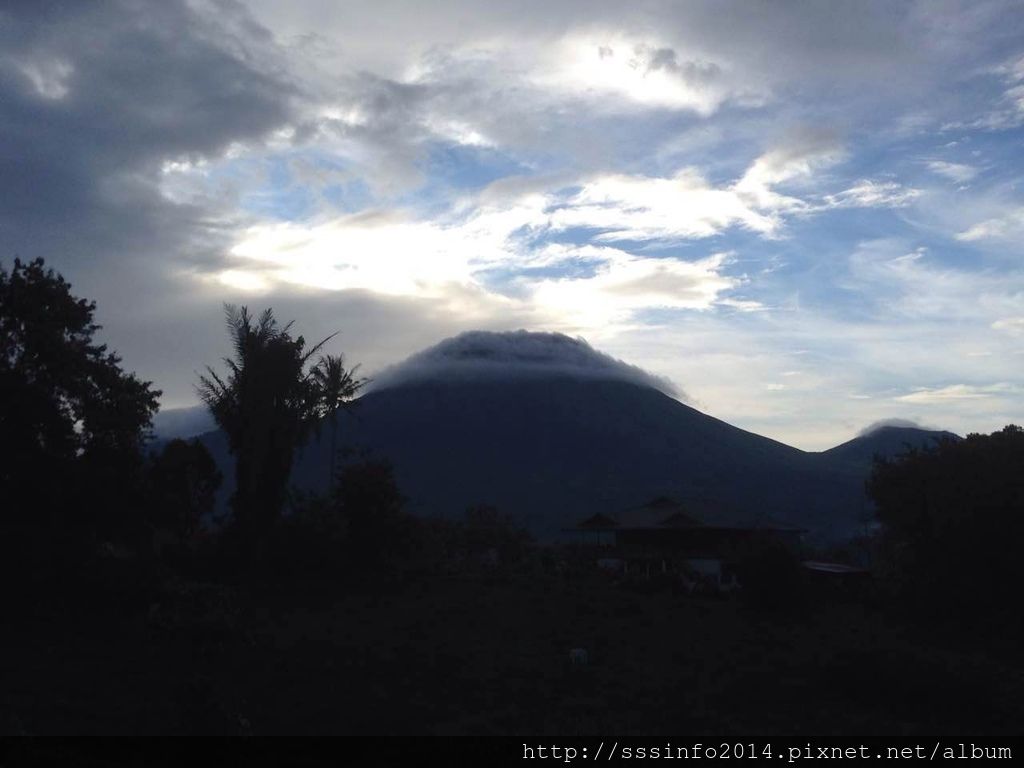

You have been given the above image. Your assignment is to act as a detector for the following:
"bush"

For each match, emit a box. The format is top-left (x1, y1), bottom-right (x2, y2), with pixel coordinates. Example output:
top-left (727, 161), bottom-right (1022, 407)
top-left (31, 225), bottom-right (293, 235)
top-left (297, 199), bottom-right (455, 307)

top-left (265, 458), bottom-right (417, 584)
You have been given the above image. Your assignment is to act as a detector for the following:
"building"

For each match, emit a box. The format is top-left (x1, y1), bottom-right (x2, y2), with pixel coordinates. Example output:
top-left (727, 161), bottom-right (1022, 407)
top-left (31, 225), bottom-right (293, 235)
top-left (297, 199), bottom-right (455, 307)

top-left (566, 497), bottom-right (804, 591)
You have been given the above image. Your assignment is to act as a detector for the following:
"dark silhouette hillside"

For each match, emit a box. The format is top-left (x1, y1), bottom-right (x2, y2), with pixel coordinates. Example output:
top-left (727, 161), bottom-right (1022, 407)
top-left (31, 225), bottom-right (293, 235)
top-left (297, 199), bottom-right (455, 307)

top-left (314, 377), bottom-right (864, 538)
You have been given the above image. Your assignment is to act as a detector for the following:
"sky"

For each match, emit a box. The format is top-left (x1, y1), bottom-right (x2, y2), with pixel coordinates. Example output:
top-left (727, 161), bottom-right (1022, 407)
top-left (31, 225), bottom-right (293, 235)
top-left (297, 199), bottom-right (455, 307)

top-left (2, 0), bottom-right (1023, 450)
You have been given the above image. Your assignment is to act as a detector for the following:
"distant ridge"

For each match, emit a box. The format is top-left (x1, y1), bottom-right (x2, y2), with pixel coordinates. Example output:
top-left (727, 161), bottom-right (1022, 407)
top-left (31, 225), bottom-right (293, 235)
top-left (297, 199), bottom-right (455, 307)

top-left (151, 406), bottom-right (215, 442)
top-left (820, 425), bottom-right (960, 467)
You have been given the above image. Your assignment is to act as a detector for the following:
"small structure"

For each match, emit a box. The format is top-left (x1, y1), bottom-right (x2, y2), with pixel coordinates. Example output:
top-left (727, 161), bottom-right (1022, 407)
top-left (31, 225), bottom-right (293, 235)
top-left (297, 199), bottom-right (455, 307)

top-left (568, 648), bottom-right (589, 666)
top-left (801, 561), bottom-right (869, 576)
top-left (565, 497), bottom-right (804, 592)
top-left (801, 560), bottom-right (871, 597)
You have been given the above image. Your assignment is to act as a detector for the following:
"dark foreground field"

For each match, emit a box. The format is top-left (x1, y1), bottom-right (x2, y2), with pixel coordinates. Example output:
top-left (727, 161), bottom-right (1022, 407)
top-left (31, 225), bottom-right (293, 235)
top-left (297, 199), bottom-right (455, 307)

top-left (4, 561), bottom-right (1022, 737)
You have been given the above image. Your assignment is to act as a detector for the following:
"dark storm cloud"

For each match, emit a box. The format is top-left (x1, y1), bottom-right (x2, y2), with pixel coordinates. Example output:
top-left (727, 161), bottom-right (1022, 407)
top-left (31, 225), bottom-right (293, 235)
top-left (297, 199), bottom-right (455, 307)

top-left (308, 74), bottom-right (433, 193)
top-left (0, 0), bottom-right (306, 405)
top-left (640, 46), bottom-right (721, 86)
top-left (0, 0), bottom-right (297, 275)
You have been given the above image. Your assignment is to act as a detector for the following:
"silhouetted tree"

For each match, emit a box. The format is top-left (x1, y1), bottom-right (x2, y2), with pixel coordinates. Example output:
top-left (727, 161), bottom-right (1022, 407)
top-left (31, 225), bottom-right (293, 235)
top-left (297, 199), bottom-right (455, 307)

top-left (867, 425), bottom-right (1024, 625)
top-left (149, 438), bottom-right (222, 542)
top-left (197, 305), bottom-right (360, 545)
top-left (335, 457), bottom-right (409, 561)
top-left (0, 258), bottom-right (160, 540)
top-left (271, 458), bottom-right (412, 579)
top-left (311, 353), bottom-right (365, 488)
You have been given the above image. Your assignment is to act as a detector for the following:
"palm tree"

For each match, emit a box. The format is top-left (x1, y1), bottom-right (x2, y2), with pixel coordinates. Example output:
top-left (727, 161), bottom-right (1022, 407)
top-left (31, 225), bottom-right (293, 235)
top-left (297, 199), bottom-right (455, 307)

top-left (197, 305), bottom-right (355, 543)
top-left (311, 353), bottom-right (366, 489)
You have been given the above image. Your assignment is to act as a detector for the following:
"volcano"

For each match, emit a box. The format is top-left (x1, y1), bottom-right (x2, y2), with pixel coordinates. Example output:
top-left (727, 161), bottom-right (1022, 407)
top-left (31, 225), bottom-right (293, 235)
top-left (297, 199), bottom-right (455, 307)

top-left (179, 331), bottom-right (954, 543)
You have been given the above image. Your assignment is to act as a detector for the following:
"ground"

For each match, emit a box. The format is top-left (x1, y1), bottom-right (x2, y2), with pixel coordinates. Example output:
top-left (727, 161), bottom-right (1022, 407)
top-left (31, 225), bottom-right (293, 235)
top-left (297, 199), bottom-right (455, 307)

top-left (3, 562), bottom-right (1022, 737)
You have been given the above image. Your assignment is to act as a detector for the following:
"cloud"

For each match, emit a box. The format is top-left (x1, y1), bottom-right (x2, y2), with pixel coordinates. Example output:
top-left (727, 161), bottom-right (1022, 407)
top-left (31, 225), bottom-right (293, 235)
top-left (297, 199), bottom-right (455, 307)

top-left (535, 35), bottom-right (744, 116)
top-left (221, 131), bottom-right (879, 336)
top-left (821, 179), bottom-right (920, 209)
top-left (221, 135), bottom-right (862, 328)
top-left (992, 316), bottom-right (1024, 335)
top-left (545, 135), bottom-right (855, 243)
top-left (857, 418), bottom-right (933, 436)
top-left (370, 329), bottom-right (682, 397)
top-left (0, 0), bottom-right (299, 325)
top-left (225, 211), bottom-right (485, 296)
top-left (956, 207), bottom-right (1024, 242)
top-left (926, 160), bottom-right (979, 184)
top-left (529, 249), bottom-right (744, 329)
top-left (222, 195), bottom-right (747, 333)
top-left (840, 239), bottom-right (1024, 324)
top-left (281, 30), bottom-right (754, 198)
top-left (896, 383), bottom-right (1020, 403)
top-left (732, 128), bottom-right (842, 212)
top-left (0, 0), bottom-right (309, 403)
top-left (959, 52), bottom-right (1024, 131)
top-left (549, 169), bottom-right (779, 240)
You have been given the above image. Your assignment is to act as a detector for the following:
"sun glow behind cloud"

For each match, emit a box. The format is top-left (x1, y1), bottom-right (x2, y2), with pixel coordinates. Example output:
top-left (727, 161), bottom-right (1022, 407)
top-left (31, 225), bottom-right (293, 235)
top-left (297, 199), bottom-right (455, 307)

top-left (217, 135), bottom-right (926, 342)
top-left (218, 145), bottom-right (858, 331)
top-left (222, 198), bottom-right (748, 331)
top-left (538, 34), bottom-right (736, 115)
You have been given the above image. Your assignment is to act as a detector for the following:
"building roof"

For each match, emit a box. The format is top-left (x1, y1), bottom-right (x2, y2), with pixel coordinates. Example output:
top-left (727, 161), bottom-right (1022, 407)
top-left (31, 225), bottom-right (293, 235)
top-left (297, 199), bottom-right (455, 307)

top-left (801, 561), bottom-right (869, 575)
top-left (576, 512), bottom-right (619, 530)
top-left (567, 496), bottom-right (805, 533)
top-left (613, 497), bottom-right (703, 529)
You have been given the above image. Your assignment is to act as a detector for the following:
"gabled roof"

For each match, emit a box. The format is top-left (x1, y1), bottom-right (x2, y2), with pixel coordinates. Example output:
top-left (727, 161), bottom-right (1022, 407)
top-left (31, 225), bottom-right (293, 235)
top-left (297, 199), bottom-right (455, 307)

top-left (584, 497), bottom-right (704, 530)
top-left (576, 512), bottom-right (619, 530)
top-left (569, 496), bottom-right (805, 533)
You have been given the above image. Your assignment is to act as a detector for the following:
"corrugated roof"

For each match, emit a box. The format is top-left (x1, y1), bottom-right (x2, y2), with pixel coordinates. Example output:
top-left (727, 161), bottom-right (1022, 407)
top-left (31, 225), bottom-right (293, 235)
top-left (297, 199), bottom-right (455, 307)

top-left (614, 498), bottom-right (703, 529)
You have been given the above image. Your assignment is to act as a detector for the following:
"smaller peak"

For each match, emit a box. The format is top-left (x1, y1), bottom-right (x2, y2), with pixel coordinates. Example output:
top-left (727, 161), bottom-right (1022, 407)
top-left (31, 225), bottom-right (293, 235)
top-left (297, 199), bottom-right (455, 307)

top-left (857, 418), bottom-right (933, 437)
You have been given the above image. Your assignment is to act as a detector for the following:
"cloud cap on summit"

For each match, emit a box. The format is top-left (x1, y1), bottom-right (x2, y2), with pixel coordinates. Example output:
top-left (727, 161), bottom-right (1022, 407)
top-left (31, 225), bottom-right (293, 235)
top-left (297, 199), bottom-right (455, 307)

top-left (369, 330), bottom-right (682, 398)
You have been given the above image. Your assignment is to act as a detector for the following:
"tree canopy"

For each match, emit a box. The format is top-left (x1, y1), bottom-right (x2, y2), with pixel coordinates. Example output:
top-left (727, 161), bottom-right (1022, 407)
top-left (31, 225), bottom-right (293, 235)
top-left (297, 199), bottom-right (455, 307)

top-left (867, 424), bottom-right (1024, 623)
top-left (198, 305), bottom-right (363, 543)
top-left (0, 258), bottom-right (160, 535)
top-left (148, 438), bottom-right (222, 542)
top-left (311, 352), bottom-right (365, 488)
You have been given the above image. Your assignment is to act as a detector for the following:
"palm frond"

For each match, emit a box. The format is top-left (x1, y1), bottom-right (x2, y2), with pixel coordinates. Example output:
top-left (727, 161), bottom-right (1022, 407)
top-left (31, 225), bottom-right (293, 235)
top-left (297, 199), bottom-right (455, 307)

top-left (301, 330), bottom-right (340, 366)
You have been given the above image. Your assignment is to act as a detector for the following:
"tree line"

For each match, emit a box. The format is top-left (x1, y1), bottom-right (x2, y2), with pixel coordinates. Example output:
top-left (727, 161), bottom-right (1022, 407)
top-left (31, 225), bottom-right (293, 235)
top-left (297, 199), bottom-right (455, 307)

top-left (0, 259), bottom-right (372, 574)
top-left (1, 258), bottom-right (525, 590)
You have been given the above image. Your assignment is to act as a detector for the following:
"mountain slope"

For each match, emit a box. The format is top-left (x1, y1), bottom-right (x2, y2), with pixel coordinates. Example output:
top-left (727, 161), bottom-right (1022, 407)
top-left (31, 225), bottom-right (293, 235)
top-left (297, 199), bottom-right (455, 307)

top-left (279, 376), bottom-right (867, 542)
